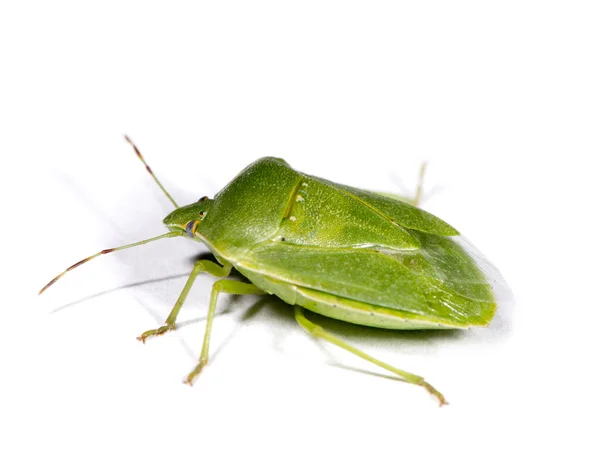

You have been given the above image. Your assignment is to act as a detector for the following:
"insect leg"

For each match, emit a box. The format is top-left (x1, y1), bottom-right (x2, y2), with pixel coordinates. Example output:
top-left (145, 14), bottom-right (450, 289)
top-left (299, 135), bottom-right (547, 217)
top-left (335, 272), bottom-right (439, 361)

top-left (294, 306), bottom-right (448, 406)
top-left (410, 161), bottom-right (427, 207)
top-left (184, 279), bottom-right (264, 385)
top-left (374, 162), bottom-right (428, 207)
top-left (137, 260), bottom-right (232, 343)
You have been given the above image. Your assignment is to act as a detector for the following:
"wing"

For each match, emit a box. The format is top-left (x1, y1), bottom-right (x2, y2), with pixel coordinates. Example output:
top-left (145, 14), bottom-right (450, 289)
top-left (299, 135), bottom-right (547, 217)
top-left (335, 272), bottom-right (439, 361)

top-left (236, 172), bottom-right (496, 327)
top-left (277, 174), bottom-right (459, 252)
top-left (310, 175), bottom-right (459, 236)
top-left (238, 236), bottom-right (496, 327)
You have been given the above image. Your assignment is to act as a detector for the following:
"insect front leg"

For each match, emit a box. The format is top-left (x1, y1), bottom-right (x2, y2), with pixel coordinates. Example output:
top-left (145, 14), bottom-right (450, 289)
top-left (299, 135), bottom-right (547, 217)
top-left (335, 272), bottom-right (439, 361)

top-left (293, 306), bottom-right (448, 406)
top-left (185, 279), bottom-right (264, 385)
top-left (137, 260), bottom-right (233, 343)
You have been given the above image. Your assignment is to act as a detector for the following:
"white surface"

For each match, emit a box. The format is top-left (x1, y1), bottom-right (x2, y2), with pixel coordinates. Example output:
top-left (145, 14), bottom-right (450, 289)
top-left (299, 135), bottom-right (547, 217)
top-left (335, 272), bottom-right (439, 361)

top-left (2, 1), bottom-right (599, 449)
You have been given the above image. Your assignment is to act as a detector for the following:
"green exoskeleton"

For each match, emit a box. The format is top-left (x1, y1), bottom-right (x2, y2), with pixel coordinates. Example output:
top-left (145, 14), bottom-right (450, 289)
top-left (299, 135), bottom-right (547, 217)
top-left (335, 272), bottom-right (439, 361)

top-left (41, 137), bottom-right (502, 406)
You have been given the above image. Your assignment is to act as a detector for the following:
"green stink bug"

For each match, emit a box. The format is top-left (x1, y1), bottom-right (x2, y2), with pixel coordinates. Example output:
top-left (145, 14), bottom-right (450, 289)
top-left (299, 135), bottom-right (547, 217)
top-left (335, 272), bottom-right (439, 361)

top-left (40, 137), bottom-right (505, 406)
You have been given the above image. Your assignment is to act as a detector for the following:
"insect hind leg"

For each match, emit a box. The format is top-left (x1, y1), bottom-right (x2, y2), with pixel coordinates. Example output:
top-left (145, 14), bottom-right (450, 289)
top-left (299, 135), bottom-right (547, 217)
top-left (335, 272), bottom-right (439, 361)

top-left (376, 162), bottom-right (428, 207)
top-left (293, 306), bottom-right (448, 406)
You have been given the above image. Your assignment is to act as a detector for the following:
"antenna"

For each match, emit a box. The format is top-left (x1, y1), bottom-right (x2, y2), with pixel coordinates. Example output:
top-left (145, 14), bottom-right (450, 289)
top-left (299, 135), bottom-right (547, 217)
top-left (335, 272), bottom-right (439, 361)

top-left (38, 231), bottom-right (182, 295)
top-left (124, 135), bottom-right (179, 208)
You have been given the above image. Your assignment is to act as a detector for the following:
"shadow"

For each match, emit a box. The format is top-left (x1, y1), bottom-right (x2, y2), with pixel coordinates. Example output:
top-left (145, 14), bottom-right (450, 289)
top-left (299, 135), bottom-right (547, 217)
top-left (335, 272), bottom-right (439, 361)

top-left (53, 239), bottom-right (512, 374)
top-left (309, 311), bottom-right (465, 342)
top-left (51, 273), bottom-right (191, 313)
top-left (325, 364), bottom-right (410, 383)
top-left (171, 291), bottom-right (273, 363)
top-left (188, 251), bottom-right (219, 266)
top-left (142, 312), bottom-right (232, 362)
top-left (52, 170), bottom-right (132, 237)
top-left (128, 258), bottom-right (274, 363)
top-left (240, 296), bottom-right (272, 321)
top-left (234, 293), bottom-right (511, 361)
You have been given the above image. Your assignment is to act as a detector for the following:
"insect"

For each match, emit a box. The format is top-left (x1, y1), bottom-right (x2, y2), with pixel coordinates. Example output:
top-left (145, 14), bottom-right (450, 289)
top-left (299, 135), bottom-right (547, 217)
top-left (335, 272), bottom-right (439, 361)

top-left (40, 137), bottom-right (502, 406)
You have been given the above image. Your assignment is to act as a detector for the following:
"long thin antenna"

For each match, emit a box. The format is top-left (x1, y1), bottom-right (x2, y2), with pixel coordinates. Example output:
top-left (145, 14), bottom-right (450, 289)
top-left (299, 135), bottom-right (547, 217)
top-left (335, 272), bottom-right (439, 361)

top-left (124, 135), bottom-right (180, 208)
top-left (38, 231), bottom-right (182, 295)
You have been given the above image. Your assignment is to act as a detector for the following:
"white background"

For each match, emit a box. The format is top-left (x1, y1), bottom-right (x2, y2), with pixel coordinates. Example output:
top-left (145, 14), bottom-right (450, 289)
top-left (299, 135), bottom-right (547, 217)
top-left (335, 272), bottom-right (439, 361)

top-left (2, 1), bottom-right (599, 449)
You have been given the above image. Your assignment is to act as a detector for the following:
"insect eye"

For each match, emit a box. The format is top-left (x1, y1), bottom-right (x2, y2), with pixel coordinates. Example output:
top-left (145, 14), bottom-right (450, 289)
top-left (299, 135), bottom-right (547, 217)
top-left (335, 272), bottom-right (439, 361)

top-left (198, 196), bottom-right (208, 202)
top-left (185, 220), bottom-right (200, 238)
